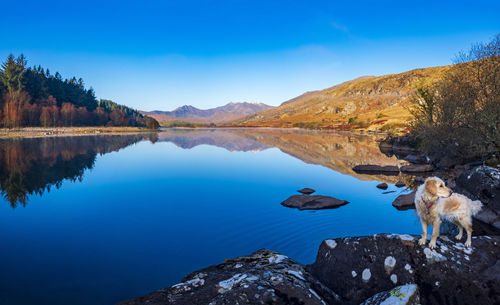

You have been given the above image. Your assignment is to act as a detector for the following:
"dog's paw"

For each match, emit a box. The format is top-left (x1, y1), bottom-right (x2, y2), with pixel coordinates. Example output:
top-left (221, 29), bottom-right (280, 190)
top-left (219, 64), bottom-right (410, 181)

top-left (418, 238), bottom-right (426, 246)
top-left (455, 234), bottom-right (462, 240)
top-left (465, 240), bottom-right (472, 248)
top-left (429, 240), bottom-right (436, 249)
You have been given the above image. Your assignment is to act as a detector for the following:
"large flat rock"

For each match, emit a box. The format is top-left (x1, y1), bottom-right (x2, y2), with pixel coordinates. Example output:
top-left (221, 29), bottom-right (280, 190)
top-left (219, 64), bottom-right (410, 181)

top-left (281, 195), bottom-right (349, 210)
top-left (353, 165), bottom-right (400, 175)
top-left (308, 234), bottom-right (500, 305)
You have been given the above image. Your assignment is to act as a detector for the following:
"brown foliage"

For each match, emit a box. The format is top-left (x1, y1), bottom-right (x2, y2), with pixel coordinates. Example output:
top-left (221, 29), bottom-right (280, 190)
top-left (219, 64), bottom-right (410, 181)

top-left (409, 34), bottom-right (500, 160)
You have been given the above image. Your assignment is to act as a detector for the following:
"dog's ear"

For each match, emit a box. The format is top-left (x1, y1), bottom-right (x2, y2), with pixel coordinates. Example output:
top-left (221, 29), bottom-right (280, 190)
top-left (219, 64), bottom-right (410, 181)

top-left (425, 179), bottom-right (437, 195)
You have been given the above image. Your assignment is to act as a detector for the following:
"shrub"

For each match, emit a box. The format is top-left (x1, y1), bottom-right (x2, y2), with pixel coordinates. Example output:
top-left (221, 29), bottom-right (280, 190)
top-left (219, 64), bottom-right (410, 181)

top-left (408, 34), bottom-right (500, 161)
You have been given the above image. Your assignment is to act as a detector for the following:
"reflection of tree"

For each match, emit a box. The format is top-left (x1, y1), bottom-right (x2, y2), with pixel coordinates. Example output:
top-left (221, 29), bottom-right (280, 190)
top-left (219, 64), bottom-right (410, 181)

top-left (0, 134), bottom-right (154, 208)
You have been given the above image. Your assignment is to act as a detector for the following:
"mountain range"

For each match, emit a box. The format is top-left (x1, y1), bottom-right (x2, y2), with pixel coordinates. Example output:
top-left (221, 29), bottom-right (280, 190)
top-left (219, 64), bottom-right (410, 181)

top-left (140, 102), bottom-right (273, 124)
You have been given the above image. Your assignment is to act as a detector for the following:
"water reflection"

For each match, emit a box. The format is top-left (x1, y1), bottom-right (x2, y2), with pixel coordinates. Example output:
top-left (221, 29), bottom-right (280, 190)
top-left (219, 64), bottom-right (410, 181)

top-left (158, 128), bottom-right (414, 184)
top-left (0, 133), bottom-right (157, 207)
top-left (0, 128), bottom-right (414, 208)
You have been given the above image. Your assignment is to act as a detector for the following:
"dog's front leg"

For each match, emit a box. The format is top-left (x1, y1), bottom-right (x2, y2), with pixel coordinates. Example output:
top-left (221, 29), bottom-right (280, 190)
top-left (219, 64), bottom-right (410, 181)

top-left (419, 220), bottom-right (428, 246)
top-left (429, 219), bottom-right (441, 249)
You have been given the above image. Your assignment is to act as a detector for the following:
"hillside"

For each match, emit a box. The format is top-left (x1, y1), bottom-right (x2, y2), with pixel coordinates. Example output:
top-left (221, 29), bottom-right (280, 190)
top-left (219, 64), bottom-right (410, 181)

top-left (231, 65), bottom-right (451, 132)
top-left (141, 102), bottom-right (273, 125)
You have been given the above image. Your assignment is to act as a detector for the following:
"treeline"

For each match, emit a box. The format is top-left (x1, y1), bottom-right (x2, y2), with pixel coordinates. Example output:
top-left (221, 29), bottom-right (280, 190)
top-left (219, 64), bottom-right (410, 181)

top-left (0, 54), bottom-right (159, 129)
top-left (409, 34), bottom-right (499, 162)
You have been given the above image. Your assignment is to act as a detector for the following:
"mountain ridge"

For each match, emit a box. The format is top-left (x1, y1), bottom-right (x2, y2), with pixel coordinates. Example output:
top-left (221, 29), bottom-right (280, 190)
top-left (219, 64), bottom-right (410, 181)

top-left (230, 65), bottom-right (452, 132)
top-left (141, 102), bottom-right (273, 124)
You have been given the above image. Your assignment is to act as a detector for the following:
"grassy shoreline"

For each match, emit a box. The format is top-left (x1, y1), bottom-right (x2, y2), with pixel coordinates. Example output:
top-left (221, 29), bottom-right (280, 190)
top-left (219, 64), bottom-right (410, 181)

top-left (0, 126), bottom-right (158, 138)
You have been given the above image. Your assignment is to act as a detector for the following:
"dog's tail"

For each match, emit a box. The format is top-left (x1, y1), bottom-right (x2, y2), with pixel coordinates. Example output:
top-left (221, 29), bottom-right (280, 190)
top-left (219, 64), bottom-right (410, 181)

top-left (470, 200), bottom-right (483, 216)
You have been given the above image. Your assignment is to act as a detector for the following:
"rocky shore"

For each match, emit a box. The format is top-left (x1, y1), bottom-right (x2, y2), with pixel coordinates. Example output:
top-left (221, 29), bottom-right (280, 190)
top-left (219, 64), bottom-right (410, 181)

top-left (119, 234), bottom-right (500, 305)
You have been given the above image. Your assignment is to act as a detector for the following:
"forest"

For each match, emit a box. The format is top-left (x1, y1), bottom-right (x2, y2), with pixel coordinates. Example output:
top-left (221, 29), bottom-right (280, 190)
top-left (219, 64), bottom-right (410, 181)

top-left (0, 54), bottom-right (159, 129)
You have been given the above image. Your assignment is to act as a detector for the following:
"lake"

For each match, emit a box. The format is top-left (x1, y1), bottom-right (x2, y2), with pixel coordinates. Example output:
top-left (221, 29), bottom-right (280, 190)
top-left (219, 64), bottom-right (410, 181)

top-left (0, 129), bottom-right (420, 305)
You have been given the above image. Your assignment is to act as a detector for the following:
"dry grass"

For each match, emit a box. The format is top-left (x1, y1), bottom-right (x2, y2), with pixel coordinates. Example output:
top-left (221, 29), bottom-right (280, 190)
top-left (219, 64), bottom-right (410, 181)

top-left (231, 65), bottom-right (451, 132)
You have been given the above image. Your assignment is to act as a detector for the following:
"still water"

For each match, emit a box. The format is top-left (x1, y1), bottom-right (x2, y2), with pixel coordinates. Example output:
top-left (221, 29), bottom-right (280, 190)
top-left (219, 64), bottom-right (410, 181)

top-left (0, 129), bottom-right (419, 305)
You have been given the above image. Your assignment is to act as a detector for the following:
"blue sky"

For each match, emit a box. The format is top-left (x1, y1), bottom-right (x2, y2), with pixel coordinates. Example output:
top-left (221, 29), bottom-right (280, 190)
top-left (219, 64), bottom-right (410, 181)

top-left (1, 0), bottom-right (498, 110)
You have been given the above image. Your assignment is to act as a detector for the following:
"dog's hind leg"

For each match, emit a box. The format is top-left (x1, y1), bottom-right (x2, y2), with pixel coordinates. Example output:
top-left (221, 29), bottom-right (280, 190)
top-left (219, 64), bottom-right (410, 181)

top-left (463, 220), bottom-right (473, 248)
top-left (419, 220), bottom-right (428, 246)
top-left (453, 220), bottom-right (463, 241)
top-left (429, 219), bottom-right (441, 249)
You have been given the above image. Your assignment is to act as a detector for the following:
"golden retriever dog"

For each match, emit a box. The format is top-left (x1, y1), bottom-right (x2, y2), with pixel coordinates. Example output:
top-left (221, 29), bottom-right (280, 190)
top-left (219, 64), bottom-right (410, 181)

top-left (415, 177), bottom-right (482, 249)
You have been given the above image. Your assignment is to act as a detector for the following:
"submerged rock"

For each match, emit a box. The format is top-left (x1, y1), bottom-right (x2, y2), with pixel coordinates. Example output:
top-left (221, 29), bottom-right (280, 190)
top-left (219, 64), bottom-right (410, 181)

top-left (308, 234), bottom-right (500, 305)
top-left (360, 284), bottom-right (420, 305)
top-left (392, 192), bottom-right (416, 210)
top-left (298, 188), bottom-right (316, 195)
top-left (281, 195), bottom-right (349, 210)
top-left (353, 165), bottom-right (400, 175)
top-left (376, 183), bottom-right (388, 190)
top-left (400, 164), bottom-right (434, 173)
top-left (118, 249), bottom-right (340, 305)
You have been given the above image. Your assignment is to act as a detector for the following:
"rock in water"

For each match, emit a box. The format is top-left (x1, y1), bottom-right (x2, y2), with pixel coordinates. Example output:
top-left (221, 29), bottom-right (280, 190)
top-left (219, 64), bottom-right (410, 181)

top-left (308, 234), bottom-right (500, 305)
top-left (360, 284), bottom-right (420, 305)
top-left (118, 249), bottom-right (341, 305)
top-left (392, 192), bottom-right (416, 210)
top-left (376, 183), bottom-right (388, 189)
top-left (353, 165), bottom-right (400, 175)
top-left (400, 164), bottom-right (434, 173)
top-left (298, 188), bottom-right (315, 195)
top-left (395, 181), bottom-right (406, 188)
top-left (281, 195), bottom-right (349, 210)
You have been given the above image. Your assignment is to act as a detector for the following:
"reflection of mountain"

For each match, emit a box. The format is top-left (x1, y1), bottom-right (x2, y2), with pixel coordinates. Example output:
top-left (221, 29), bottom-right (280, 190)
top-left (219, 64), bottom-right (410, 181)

top-left (157, 129), bottom-right (270, 152)
top-left (158, 128), bottom-right (411, 183)
top-left (231, 129), bottom-right (411, 183)
top-left (0, 134), bottom-right (157, 208)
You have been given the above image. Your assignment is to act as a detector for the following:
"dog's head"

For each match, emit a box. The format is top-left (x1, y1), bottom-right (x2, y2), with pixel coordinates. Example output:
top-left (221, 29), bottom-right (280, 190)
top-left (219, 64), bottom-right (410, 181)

top-left (424, 177), bottom-right (452, 198)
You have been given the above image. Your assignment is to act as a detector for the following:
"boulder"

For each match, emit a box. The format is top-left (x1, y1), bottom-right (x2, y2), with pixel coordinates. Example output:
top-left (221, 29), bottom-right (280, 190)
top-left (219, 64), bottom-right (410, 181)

top-left (118, 249), bottom-right (341, 305)
top-left (455, 166), bottom-right (500, 230)
top-left (281, 195), bottom-right (349, 210)
top-left (400, 164), bottom-right (434, 173)
top-left (353, 165), bottom-right (400, 175)
top-left (308, 234), bottom-right (500, 305)
top-left (376, 183), bottom-right (388, 190)
top-left (298, 188), bottom-right (315, 195)
top-left (360, 284), bottom-right (420, 305)
top-left (395, 181), bottom-right (406, 188)
top-left (404, 154), bottom-right (429, 165)
top-left (392, 192), bottom-right (416, 210)
top-left (414, 176), bottom-right (425, 184)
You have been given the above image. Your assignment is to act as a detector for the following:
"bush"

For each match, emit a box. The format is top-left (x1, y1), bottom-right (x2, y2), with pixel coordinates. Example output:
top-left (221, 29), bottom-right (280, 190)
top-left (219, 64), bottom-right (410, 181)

top-left (409, 34), bottom-right (500, 161)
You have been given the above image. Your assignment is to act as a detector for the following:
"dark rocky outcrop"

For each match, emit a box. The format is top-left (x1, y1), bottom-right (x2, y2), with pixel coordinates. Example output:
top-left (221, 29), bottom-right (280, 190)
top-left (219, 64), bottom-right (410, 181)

top-left (456, 166), bottom-right (500, 230)
top-left (281, 195), bottom-right (349, 210)
top-left (400, 164), bottom-right (434, 173)
top-left (353, 165), bottom-right (400, 175)
top-left (392, 192), bottom-right (416, 210)
top-left (376, 183), bottom-right (388, 190)
top-left (298, 188), bottom-right (316, 195)
top-left (120, 235), bottom-right (500, 305)
top-left (118, 249), bottom-right (341, 305)
top-left (308, 234), bottom-right (500, 305)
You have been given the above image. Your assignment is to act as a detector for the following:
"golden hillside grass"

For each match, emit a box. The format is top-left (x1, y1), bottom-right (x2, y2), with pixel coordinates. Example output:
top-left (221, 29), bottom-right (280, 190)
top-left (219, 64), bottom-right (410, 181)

top-left (230, 65), bottom-right (452, 132)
